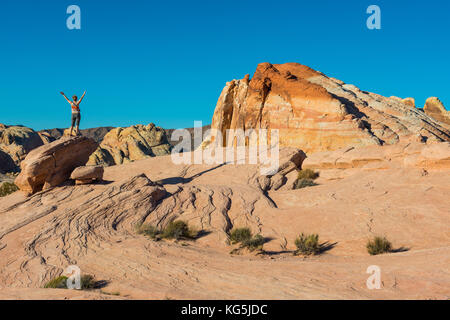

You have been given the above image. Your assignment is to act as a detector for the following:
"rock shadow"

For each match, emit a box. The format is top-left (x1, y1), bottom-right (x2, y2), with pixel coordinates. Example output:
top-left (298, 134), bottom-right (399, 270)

top-left (157, 163), bottom-right (227, 185)
top-left (390, 246), bottom-right (410, 253)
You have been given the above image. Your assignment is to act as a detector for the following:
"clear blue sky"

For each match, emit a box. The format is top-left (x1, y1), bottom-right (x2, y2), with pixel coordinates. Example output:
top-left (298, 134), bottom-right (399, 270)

top-left (1, 0), bottom-right (449, 130)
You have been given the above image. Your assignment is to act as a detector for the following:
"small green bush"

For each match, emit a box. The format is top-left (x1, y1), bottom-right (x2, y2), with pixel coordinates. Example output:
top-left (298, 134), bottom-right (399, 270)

top-left (293, 179), bottom-right (318, 189)
top-left (294, 233), bottom-right (320, 256)
top-left (297, 169), bottom-right (319, 180)
top-left (137, 220), bottom-right (197, 241)
top-left (161, 220), bottom-right (197, 240)
top-left (242, 234), bottom-right (265, 252)
top-left (0, 182), bottom-right (19, 197)
top-left (136, 223), bottom-right (160, 239)
top-left (293, 170), bottom-right (319, 190)
top-left (229, 227), bottom-right (265, 252)
top-left (229, 227), bottom-right (252, 244)
top-left (367, 236), bottom-right (392, 255)
top-left (80, 274), bottom-right (96, 289)
top-left (44, 276), bottom-right (68, 289)
top-left (44, 274), bottom-right (97, 290)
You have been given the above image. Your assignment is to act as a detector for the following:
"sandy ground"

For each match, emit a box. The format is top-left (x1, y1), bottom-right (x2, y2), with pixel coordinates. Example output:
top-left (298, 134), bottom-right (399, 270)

top-left (0, 150), bottom-right (449, 300)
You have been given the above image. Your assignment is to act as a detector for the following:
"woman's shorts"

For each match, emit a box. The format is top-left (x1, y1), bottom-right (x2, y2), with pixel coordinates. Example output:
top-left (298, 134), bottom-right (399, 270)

top-left (71, 113), bottom-right (81, 127)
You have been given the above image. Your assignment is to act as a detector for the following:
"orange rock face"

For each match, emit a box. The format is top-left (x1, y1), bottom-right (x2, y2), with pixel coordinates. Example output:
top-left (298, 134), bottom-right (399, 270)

top-left (424, 97), bottom-right (450, 129)
top-left (203, 63), bottom-right (450, 154)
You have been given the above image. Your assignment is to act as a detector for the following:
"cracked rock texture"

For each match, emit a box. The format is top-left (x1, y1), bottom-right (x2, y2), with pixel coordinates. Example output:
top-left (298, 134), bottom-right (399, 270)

top-left (0, 145), bottom-right (449, 299)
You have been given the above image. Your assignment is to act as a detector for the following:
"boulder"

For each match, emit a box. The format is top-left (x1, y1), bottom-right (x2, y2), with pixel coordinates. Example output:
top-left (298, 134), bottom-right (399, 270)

top-left (15, 136), bottom-right (98, 194)
top-left (253, 147), bottom-right (306, 191)
top-left (88, 123), bottom-right (172, 166)
top-left (70, 165), bottom-right (104, 185)
top-left (202, 63), bottom-right (450, 154)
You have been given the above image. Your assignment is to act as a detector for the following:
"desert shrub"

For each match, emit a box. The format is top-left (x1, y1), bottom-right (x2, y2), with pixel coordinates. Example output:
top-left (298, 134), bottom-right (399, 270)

top-left (136, 223), bottom-right (160, 239)
top-left (0, 182), bottom-right (19, 197)
top-left (161, 220), bottom-right (197, 240)
top-left (229, 227), bottom-right (252, 244)
top-left (367, 236), bottom-right (392, 255)
top-left (293, 179), bottom-right (318, 189)
top-left (242, 234), bottom-right (265, 252)
top-left (44, 276), bottom-right (68, 289)
top-left (294, 233), bottom-right (320, 256)
top-left (293, 169), bottom-right (319, 190)
top-left (229, 228), bottom-right (265, 252)
top-left (297, 169), bottom-right (319, 180)
top-left (80, 274), bottom-right (96, 289)
top-left (137, 221), bottom-right (197, 241)
top-left (44, 274), bottom-right (97, 290)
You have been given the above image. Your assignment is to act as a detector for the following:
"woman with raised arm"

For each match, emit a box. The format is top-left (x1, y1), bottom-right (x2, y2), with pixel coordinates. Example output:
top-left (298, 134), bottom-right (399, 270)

top-left (60, 91), bottom-right (86, 136)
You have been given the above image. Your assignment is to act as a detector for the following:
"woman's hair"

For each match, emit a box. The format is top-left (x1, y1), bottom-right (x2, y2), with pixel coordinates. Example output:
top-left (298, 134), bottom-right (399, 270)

top-left (72, 95), bottom-right (78, 101)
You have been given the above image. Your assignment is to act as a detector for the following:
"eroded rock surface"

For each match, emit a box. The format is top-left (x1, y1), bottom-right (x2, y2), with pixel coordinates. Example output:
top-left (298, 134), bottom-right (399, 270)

top-left (0, 148), bottom-right (449, 299)
top-left (302, 141), bottom-right (450, 170)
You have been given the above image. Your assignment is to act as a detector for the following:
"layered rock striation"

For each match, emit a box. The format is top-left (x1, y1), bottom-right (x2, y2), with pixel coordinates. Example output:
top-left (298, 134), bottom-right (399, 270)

top-left (202, 63), bottom-right (450, 153)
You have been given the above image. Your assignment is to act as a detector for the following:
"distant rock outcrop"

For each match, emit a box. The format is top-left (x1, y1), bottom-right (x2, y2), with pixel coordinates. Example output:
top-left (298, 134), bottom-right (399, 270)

top-left (88, 123), bottom-right (172, 166)
top-left (0, 124), bottom-right (51, 173)
top-left (39, 127), bottom-right (114, 144)
top-left (203, 63), bottom-right (450, 153)
top-left (423, 97), bottom-right (450, 129)
top-left (15, 136), bottom-right (98, 194)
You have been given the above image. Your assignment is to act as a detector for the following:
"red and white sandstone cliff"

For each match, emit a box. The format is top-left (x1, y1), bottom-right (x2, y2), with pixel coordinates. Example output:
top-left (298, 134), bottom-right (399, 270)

top-left (202, 63), bottom-right (450, 153)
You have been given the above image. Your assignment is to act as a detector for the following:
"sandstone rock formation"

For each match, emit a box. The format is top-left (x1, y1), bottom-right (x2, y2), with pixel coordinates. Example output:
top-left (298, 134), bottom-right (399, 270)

top-left (402, 97), bottom-right (415, 108)
top-left (302, 141), bottom-right (450, 171)
top-left (0, 124), bottom-right (51, 173)
top-left (1, 149), bottom-right (449, 299)
top-left (202, 63), bottom-right (450, 153)
top-left (88, 123), bottom-right (172, 166)
top-left (70, 165), bottom-right (104, 185)
top-left (15, 136), bottom-right (98, 194)
top-left (423, 97), bottom-right (450, 129)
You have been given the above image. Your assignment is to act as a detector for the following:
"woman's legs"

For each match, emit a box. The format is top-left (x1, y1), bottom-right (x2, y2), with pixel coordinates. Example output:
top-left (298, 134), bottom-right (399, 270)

top-left (70, 113), bottom-right (81, 136)
top-left (70, 114), bottom-right (76, 136)
top-left (75, 113), bottom-right (81, 135)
